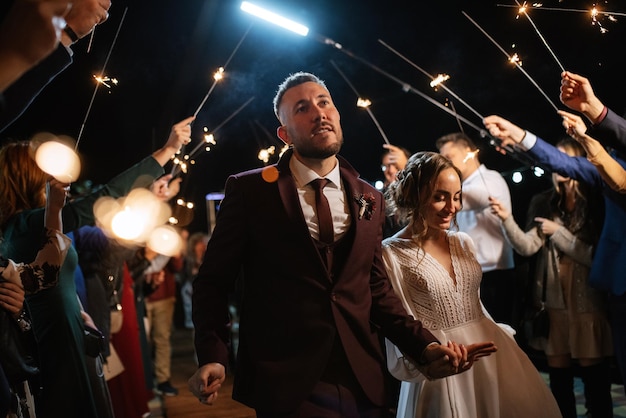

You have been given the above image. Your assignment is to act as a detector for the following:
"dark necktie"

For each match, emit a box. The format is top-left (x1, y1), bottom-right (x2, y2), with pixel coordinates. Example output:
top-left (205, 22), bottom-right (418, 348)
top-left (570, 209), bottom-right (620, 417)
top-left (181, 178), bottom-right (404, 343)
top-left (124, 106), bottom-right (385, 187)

top-left (311, 178), bottom-right (334, 244)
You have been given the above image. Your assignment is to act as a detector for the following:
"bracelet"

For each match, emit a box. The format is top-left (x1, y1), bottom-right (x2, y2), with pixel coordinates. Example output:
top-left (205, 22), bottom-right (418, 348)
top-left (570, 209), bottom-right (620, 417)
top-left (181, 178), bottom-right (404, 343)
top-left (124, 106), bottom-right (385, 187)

top-left (15, 310), bottom-right (31, 332)
top-left (63, 25), bottom-right (80, 43)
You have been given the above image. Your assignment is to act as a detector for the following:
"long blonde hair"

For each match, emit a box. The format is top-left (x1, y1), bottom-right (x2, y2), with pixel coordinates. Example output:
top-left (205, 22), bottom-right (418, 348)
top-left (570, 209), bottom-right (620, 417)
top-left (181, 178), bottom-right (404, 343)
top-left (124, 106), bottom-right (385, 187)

top-left (0, 141), bottom-right (48, 229)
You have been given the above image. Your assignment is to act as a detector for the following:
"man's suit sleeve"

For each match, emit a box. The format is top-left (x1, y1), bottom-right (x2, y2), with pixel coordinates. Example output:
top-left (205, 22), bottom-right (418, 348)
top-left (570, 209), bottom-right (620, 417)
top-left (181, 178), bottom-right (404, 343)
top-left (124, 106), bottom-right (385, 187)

top-left (192, 175), bottom-right (247, 367)
top-left (527, 136), bottom-right (604, 187)
top-left (590, 108), bottom-right (626, 156)
top-left (0, 45), bottom-right (72, 133)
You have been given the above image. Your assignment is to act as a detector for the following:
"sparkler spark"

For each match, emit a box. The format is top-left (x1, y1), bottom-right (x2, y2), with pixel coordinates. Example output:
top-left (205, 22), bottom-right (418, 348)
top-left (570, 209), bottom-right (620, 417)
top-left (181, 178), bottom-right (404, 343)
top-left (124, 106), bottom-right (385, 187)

top-left (93, 75), bottom-right (119, 88)
top-left (462, 149), bottom-right (492, 196)
top-left (258, 146), bottom-right (276, 163)
top-left (509, 53), bottom-right (522, 66)
top-left (378, 39), bottom-right (485, 121)
top-left (213, 67), bottom-right (225, 81)
top-left (462, 11), bottom-right (559, 112)
top-left (430, 74), bottom-right (450, 89)
top-left (171, 97), bottom-right (255, 177)
top-left (330, 59), bottom-right (391, 145)
top-left (356, 98), bottom-right (371, 108)
top-left (192, 23), bottom-right (252, 118)
top-left (497, 3), bottom-right (621, 33)
top-left (76, 7), bottom-right (128, 149)
top-left (463, 149), bottom-right (480, 164)
top-left (514, 0), bottom-right (565, 72)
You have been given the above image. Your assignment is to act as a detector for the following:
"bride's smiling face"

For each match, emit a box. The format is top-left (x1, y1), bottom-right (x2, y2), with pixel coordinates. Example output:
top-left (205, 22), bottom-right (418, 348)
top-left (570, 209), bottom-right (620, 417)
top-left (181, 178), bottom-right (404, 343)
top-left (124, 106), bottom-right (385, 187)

top-left (425, 167), bottom-right (462, 231)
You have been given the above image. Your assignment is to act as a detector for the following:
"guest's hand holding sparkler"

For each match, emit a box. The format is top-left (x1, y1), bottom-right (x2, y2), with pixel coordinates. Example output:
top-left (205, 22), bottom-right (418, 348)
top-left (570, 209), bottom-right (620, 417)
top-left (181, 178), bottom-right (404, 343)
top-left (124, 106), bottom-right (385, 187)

top-left (152, 116), bottom-right (195, 166)
top-left (151, 174), bottom-right (182, 202)
top-left (60, 0), bottom-right (112, 47)
top-left (560, 71), bottom-right (606, 124)
top-left (0, 0), bottom-right (71, 92)
top-left (559, 109), bottom-right (626, 193)
top-left (483, 115), bottom-right (527, 149)
top-left (558, 109), bottom-right (604, 158)
top-left (488, 196), bottom-right (511, 221)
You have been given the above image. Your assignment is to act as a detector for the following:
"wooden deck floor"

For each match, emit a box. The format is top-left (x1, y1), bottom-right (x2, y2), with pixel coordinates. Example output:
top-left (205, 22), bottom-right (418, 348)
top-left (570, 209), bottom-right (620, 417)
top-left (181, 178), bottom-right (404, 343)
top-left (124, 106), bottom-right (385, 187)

top-left (159, 328), bottom-right (626, 418)
top-left (162, 328), bottom-right (256, 418)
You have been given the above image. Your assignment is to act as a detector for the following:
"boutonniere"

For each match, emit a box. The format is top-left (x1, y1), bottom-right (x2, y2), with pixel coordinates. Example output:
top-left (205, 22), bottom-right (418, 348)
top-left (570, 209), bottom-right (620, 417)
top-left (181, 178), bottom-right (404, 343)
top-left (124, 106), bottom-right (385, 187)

top-left (354, 192), bottom-right (376, 220)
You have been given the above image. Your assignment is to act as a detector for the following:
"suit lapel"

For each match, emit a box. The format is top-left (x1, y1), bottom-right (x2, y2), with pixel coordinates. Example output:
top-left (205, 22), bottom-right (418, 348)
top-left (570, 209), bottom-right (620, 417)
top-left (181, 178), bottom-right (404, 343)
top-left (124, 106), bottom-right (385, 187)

top-left (275, 150), bottom-right (331, 276)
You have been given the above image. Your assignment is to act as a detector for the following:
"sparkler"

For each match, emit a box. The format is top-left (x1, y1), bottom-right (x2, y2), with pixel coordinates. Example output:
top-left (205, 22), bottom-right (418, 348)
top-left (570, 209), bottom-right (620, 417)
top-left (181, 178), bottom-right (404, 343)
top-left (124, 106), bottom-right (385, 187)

top-left (497, 3), bottom-right (622, 33)
top-left (329, 59), bottom-right (390, 145)
top-left (462, 149), bottom-right (492, 196)
top-left (171, 97), bottom-right (256, 176)
top-left (87, 27), bottom-right (96, 53)
top-left (240, 4), bottom-right (530, 163)
top-left (378, 39), bottom-right (485, 121)
top-left (192, 23), bottom-right (253, 118)
top-left (514, 0), bottom-right (565, 72)
top-left (446, 99), bottom-right (465, 134)
top-left (326, 36), bottom-right (535, 164)
top-left (75, 7), bottom-right (128, 149)
top-left (258, 146), bottom-right (276, 163)
top-left (430, 74), bottom-right (450, 89)
top-left (93, 75), bottom-right (118, 88)
top-left (462, 11), bottom-right (559, 112)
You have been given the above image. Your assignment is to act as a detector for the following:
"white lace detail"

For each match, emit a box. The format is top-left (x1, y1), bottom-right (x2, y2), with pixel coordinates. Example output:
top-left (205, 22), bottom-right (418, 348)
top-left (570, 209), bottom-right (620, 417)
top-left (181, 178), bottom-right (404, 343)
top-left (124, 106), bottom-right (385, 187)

top-left (383, 232), bottom-right (484, 330)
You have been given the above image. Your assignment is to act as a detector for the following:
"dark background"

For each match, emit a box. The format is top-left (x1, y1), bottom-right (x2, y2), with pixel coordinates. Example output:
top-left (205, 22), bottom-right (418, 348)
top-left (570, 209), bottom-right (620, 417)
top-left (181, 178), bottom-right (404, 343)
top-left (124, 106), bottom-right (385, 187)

top-left (3, 0), bottom-right (624, 233)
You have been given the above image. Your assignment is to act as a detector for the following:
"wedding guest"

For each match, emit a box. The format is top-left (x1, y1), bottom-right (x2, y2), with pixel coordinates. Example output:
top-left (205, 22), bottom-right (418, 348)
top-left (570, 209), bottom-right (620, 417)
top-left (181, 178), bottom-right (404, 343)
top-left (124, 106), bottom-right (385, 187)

top-left (1, 177), bottom-right (70, 416)
top-left (145, 250), bottom-right (184, 397)
top-left (484, 113), bottom-right (626, 396)
top-left (0, 116), bottom-right (192, 417)
top-left (381, 144), bottom-right (411, 239)
top-left (382, 151), bottom-right (560, 418)
top-left (0, 0), bottom-right (71, 92)
top-left (559, 109), bottom-right (626, 193)
top-left (181, 231), bottom-right (209, 329)
top-left (490, 137), bottom-right (612, 418)
top-left (0, 0), bottom-right (112, 132)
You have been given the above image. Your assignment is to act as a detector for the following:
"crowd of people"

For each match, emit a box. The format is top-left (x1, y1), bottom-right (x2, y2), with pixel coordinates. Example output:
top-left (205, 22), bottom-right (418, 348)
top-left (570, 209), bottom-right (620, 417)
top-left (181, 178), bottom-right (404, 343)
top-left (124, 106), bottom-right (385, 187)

top-left (2, 1), bottom-right (626, 417)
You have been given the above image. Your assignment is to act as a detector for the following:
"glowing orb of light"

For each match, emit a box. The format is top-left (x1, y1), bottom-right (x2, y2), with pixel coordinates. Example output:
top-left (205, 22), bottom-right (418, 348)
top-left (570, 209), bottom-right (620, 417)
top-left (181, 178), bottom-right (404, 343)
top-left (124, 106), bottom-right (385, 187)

top-left (261, 166), bottom-right (279, 183)
top-left (95, 187), bottom-right (173, 243)
top-left (35, 140), bottom-right (81, 182)
top-left (111, 207), bottom-right (147, 240)
top-left (147, 225), bottom-right (183, 257)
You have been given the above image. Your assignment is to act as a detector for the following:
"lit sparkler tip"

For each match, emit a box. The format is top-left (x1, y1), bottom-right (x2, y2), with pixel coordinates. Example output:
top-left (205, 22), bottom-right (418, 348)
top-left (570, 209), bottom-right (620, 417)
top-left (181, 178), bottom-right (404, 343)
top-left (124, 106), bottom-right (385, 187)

top-left (430, 74), bottom-right (450, 89)
top-left (257, 145), bottom-right (276, 163)
top-left (509, 53), bottom-right (522, 66)
top-left (93, 74), bottom-right (118, 88)
top-left (462, 149), bottom-right (480, 163)
top-left (357, 98), bottom-right (371, 108)
top-left (213, 67), bottom-right (225, 81)
top-left (204, 133), bottom-right (216, 144)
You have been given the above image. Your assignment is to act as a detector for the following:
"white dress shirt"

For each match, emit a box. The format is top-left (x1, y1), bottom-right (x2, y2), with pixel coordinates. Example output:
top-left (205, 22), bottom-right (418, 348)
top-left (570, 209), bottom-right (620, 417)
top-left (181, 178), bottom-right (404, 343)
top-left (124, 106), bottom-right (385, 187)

top-left (289, 156), bottom-right (350, 242)
top-left (455, 164), bottom-right (515, 272)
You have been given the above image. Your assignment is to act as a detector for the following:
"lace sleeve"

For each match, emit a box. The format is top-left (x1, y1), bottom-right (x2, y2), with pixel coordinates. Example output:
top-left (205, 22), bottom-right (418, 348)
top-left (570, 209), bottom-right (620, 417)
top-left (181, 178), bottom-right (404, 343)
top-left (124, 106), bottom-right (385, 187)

top-left (1, 228), bottom-right (71, 294)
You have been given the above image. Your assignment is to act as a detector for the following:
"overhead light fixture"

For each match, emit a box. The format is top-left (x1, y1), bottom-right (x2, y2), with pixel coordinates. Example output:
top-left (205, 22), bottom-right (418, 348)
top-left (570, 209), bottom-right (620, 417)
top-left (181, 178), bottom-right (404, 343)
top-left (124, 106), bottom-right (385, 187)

top-left (240, 1), bottom-right (309, 36)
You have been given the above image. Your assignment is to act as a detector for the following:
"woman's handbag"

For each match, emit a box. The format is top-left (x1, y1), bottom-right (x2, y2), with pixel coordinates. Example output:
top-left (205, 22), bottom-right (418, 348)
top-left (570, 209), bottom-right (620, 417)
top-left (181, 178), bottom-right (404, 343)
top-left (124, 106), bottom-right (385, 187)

top-left (522, 246), bottom-right (555, 348)
top-left (523, 301), bottom-right (549, 339)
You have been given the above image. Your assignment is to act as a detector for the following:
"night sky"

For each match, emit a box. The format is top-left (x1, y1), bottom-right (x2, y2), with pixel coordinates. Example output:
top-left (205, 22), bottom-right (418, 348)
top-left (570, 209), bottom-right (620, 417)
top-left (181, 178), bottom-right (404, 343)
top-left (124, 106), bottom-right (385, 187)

top-left (3, 0), bottom-right (624, 233)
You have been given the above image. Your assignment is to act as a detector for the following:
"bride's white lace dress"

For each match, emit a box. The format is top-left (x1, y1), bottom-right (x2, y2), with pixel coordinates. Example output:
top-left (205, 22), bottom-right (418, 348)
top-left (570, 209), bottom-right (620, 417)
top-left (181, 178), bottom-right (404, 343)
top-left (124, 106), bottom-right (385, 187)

top-left (382, 231), bottom-right (561, 418)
